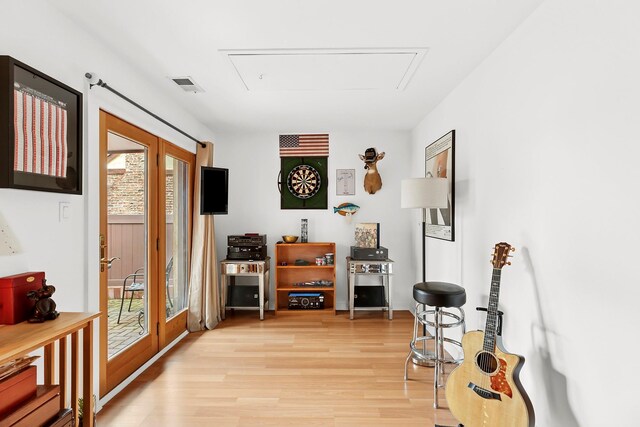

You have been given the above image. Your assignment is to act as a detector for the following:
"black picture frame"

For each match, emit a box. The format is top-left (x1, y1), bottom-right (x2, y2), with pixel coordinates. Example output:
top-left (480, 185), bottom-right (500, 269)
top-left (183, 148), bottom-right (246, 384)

top-left (0, 56), bottom-right (82, 194)
top-left (425, 130), bottom-right (454, 241)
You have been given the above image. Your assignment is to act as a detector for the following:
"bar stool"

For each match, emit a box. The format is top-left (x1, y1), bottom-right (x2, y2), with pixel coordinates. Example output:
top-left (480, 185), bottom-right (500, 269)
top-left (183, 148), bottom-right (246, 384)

top-left (404, 281), bottom-right (466, 409)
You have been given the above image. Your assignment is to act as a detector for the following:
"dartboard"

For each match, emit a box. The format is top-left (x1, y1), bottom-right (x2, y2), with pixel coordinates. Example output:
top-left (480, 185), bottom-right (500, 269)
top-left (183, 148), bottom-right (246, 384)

top-left (287, 164), bottom-right (321, 199)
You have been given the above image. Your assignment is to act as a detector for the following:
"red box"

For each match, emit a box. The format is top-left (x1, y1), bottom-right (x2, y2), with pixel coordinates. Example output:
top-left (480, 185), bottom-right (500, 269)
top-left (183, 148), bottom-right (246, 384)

top-left (0, 271), bottom-right (44, 325)
top-left (0, 366), bottom-right (37, 416)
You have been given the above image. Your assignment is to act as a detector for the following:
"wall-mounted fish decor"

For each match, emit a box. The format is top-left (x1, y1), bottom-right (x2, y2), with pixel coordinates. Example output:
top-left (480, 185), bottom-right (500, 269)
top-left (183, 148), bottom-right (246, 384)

top-left (334, 203), bottom-right (360, 223)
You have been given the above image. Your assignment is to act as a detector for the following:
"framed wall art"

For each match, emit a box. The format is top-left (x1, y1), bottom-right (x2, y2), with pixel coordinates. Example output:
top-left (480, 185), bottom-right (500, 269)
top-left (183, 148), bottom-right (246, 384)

top-left (425, 130), bottom-right (454, 241)
top-left (0, 56), bottom-right (83, 194)
top-left (336, 168), bottom-right (355, 195)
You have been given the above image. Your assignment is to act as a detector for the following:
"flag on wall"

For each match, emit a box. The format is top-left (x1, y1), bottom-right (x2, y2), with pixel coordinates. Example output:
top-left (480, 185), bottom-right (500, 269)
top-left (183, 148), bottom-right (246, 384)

top-left (13, 88), bottom-right (68, 178)
top-left (279, 134), bottom-right (329, 157)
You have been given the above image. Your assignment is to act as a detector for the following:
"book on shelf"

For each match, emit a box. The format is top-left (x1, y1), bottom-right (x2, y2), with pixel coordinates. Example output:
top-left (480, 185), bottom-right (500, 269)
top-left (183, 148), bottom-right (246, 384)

top-left (354, 223), bottom-right (380, 248)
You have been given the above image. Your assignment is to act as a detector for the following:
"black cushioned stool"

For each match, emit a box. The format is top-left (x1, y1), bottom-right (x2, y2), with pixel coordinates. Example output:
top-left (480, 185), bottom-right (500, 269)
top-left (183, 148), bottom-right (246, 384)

top-left (404, 281), bottom-right (466, 409)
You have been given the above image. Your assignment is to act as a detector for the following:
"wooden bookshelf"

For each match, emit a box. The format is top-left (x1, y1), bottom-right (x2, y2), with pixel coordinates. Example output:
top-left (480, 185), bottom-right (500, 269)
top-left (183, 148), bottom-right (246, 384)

top-left (275, 242), bottom-right (336, 314)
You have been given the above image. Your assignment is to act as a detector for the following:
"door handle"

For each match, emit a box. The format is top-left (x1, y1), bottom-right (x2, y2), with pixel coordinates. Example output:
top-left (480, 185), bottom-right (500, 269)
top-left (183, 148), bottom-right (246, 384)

top-left (100, 256), bottom-right (120, 270)
top-left (99, 235), bottom-right (119, 272)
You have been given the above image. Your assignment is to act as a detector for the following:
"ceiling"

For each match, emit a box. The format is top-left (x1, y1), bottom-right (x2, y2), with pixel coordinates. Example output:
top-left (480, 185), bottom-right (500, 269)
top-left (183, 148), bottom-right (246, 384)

top-left (51, 0), bottom-right (544, 133)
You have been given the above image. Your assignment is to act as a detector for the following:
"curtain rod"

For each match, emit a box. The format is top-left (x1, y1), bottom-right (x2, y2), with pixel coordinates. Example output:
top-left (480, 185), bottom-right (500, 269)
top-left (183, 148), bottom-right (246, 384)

top-left (85, 72), bottom-right (206, 148)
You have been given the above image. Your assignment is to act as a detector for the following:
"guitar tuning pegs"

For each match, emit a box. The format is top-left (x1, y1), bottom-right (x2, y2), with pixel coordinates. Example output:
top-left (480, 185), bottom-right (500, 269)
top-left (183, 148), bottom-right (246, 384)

top-left (510, 247), bottom-right (516, 252)
top-left (507, 261), bottom-right (512, 265)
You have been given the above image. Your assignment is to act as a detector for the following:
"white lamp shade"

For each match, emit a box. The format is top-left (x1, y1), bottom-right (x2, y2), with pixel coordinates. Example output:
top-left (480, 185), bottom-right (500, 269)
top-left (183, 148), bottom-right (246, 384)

top-left (401, 177), bottom-right (448, 209)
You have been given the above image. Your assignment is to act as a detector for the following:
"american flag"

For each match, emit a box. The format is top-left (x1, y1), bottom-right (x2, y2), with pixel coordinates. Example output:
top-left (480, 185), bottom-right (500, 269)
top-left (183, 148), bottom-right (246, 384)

top-left (279, 134), bottom-right (329, 157)
top-left (13, 88), bottom-right (68, 178)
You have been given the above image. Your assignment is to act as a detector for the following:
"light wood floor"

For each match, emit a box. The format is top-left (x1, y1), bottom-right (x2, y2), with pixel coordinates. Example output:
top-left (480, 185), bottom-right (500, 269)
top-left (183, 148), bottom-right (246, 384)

top-left (98, 310), bottom-right (459, 426)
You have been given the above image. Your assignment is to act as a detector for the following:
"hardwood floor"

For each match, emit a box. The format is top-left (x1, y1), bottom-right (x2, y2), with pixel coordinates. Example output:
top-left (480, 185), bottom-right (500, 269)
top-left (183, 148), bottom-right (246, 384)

top-left (98, 310), bottom-right (459, 426)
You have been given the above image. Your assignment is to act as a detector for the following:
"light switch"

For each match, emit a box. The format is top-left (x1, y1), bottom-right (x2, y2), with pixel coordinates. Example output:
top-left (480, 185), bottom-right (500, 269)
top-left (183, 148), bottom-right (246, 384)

top-left (59, 202), bottom-right (70, 222)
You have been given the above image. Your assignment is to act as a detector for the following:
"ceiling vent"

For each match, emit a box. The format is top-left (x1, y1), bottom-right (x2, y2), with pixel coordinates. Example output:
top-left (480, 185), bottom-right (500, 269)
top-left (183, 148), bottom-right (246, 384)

top-left (169, 76), bottom-right (205, 93)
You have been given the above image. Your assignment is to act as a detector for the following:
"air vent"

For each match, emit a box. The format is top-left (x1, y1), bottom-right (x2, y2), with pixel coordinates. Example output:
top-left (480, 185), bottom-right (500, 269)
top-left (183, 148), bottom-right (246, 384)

top-left (169, 76), bottom-right (205, 93)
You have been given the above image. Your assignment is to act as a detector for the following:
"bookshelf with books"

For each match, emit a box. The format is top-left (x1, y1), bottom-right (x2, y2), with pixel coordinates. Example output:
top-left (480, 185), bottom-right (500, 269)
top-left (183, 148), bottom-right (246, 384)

top-left (275, 242), bottom-right (336, 314)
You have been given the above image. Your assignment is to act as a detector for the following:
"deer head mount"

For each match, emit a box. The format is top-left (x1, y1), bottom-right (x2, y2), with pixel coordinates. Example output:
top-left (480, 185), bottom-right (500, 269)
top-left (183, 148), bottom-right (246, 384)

top-left (359, 148), bottom-right (385, 194)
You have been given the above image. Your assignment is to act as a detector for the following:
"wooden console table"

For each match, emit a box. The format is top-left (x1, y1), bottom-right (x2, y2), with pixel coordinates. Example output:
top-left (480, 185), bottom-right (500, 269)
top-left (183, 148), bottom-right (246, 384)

top-left (0, 312), bottom-right (99, 427)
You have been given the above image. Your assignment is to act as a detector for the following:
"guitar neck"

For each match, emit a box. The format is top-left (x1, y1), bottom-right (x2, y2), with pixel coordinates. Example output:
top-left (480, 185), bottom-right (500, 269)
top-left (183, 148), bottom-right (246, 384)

top-left (483, 268), bottom-right (502, 351)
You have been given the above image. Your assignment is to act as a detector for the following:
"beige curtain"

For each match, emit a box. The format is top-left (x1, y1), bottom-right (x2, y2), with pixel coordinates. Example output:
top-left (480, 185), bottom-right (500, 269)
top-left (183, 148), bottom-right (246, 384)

top-left (187, 142), bottom-right (221, 331)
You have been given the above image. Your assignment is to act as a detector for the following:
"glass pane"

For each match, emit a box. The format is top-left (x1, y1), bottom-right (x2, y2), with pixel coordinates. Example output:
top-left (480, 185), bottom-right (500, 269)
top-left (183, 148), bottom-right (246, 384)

top-left (165, 155), bottom-right (189, 319)
top-left (106, 132), bottom-right (149, 358)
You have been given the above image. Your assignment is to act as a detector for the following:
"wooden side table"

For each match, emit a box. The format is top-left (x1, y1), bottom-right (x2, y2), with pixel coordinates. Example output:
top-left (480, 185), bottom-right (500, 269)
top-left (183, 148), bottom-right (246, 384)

top-left (0, 312), bottom-right (99, 427)
top-left (220, 258), bottom-right (270, 320)
top-left (347, 257), bottom-right (394, 320)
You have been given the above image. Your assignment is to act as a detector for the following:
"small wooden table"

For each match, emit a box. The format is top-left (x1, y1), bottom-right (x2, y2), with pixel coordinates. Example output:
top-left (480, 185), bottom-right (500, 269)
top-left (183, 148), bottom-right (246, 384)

top-left (0, 312), bottom-right (99, 427)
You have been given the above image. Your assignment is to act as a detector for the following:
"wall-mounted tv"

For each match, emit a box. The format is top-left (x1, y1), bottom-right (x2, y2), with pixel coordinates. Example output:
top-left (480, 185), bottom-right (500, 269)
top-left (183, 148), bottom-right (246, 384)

top-left (200, 166), bottom-right (228, 215)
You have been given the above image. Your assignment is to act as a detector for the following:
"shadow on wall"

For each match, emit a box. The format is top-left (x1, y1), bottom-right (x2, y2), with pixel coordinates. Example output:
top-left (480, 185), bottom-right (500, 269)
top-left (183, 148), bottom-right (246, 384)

top-left (521, 247), bottom-right (579, 427)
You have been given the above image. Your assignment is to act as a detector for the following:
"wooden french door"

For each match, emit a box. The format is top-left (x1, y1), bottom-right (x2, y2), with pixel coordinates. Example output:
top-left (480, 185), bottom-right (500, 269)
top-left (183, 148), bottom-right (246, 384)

top-left (99, 111), bottom-right (193, 396)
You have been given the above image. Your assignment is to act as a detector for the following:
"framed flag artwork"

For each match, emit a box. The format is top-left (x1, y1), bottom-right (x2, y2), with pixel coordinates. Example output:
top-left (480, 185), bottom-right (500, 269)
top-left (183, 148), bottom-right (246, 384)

top-left (0, 56), bottom-right (82, 194)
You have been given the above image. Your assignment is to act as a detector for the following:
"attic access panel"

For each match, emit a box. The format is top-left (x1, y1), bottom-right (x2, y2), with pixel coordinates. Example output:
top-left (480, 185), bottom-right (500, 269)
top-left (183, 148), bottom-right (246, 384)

top-left (222, 48), bottom-right (428, 91)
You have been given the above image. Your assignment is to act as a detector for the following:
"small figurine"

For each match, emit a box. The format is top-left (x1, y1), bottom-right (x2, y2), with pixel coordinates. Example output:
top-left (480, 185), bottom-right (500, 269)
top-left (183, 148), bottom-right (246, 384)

top-left (27, 279), bottom-right (60, 323)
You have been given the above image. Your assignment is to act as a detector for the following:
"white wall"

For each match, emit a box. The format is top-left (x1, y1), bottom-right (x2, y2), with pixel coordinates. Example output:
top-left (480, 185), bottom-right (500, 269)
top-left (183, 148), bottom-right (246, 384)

top-left (410, 0), bottom-right (640, 425)
top-left (214, 130), bottom-right (417, 310)
top-left (0, 0), bottom-right (213, 402)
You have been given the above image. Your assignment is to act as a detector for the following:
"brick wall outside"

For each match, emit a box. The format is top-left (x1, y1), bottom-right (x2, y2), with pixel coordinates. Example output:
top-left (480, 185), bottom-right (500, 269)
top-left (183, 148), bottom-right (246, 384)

top-left (107, 153), bottom-right (174, 215)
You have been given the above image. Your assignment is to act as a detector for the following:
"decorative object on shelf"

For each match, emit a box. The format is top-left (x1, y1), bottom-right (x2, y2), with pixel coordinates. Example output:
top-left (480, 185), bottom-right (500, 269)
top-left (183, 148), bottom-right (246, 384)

top-left (282, 235), bottom-right (299, 243)
top-left (26, 279), bottom-right (59, 323)
top-left (324, 253), bottom-right (334, 265)
top-left (358, 147), bottom-right (385, 194)
top-left (278, 134), bottom-right (329, 209)
top-left (354, 222), bottom-right (380, 248)
top-left (0, 271), bottom-right (44, 325)
top-left (300, 218), bottom-right (308, 242)
top-left (333, 202), bottom-right (359, 223)
top-left (424, 130), bottom-right (455, 241)
top-left (336, 168), bottom-right (355, 195)
top-left (0, 56), bottom-right (82, 194)
top-left (401, 176), bottom-right (448, 282)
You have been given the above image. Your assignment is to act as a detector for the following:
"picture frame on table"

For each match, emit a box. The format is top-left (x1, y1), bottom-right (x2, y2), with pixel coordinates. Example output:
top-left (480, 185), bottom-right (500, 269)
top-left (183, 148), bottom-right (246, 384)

top-left (0, 56), bottom-right (83, 194)
top-left (425, 130), bottom-right (454, 241)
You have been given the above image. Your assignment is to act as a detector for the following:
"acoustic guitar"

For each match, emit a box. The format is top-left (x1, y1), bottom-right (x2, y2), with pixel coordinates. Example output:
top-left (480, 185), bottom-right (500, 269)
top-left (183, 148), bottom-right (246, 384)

top-left (445, 242), bottom-right (535, 427)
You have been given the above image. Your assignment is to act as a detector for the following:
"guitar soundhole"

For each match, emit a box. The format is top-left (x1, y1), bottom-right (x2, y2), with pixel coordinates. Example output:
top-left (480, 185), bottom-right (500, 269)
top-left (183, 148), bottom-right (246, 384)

top-left (475, 351), bottom-right (499, 374)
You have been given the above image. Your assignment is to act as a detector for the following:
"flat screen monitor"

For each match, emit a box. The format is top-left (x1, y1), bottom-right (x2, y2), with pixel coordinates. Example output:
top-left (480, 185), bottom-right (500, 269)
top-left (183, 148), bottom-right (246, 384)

top-left (200, 166), bottom-right (228, 215)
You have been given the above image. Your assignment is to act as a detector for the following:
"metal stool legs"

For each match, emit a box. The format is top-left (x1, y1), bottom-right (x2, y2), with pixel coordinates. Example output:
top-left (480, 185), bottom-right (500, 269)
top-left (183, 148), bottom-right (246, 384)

top-left (404, 302), bottom-right (465, 408)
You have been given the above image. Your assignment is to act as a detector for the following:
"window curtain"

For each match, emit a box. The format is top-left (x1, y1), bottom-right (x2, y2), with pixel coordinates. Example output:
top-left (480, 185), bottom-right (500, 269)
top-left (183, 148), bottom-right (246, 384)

top-left (187, 141), bottom-right (221, 331)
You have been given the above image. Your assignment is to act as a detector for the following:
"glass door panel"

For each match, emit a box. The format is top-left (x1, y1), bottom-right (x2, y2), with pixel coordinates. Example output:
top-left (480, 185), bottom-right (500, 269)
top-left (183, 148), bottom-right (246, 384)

top-left (165, 155), bottom-right (189, 319)
top-left (106, 134), bottom-right (150, 358)
top-left (100, 110), bottom-right (159, 396)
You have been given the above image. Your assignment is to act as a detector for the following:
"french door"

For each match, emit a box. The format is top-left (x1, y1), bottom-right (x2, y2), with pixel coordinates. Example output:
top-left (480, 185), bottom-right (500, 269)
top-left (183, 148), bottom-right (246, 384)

top-left (99, 111), bottom-right (194, 396)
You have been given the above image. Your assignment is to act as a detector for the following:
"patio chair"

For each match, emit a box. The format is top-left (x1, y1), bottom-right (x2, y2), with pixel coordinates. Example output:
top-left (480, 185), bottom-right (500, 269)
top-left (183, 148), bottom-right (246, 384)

top-left (117, 258), bottom-right (174, 324)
